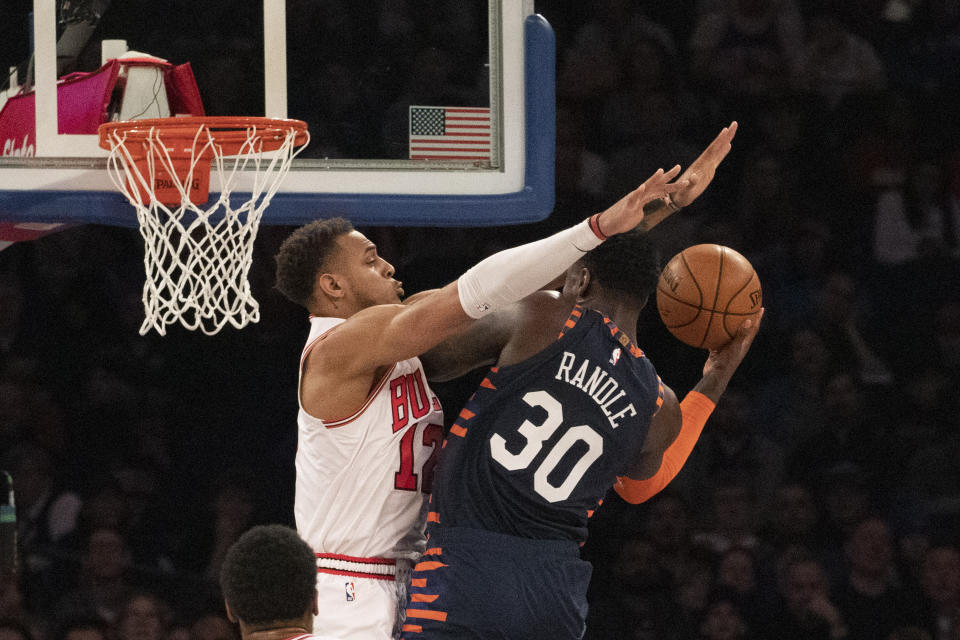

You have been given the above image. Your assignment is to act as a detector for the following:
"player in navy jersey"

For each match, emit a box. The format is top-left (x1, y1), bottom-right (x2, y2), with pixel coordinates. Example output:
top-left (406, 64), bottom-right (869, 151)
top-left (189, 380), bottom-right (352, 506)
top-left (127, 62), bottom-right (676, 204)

top-left (401, 126), bottom-right (759, 640)
top-left (272, 139), bottom-right (713, 638)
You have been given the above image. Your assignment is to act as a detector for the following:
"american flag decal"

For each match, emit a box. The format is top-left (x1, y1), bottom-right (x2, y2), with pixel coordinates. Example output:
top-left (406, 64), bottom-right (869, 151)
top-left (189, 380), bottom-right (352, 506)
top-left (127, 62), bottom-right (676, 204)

top-left (409, 106), bottom-right (492, 161)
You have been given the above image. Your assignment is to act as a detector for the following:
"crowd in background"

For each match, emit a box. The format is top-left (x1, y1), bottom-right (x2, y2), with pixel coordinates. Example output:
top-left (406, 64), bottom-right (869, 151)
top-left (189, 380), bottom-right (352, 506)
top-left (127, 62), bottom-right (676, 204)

top-left (2, 0), bottom-right (960, 639)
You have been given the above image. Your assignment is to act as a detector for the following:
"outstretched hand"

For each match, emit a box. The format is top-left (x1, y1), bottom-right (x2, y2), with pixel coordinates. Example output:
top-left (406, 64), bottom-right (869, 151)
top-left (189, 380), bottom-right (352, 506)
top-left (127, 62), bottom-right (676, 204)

top-left (672, 121), bottom-right (738, 209)
top-left (597, 165), bottom-right (688, 236)
top-left (702, 307), bottom-right (763, 382)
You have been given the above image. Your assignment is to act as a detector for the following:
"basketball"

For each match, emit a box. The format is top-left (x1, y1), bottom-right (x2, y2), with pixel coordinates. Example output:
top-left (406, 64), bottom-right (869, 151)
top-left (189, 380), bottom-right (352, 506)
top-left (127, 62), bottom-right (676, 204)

top-left (656, 244), bottom-right (762, 350)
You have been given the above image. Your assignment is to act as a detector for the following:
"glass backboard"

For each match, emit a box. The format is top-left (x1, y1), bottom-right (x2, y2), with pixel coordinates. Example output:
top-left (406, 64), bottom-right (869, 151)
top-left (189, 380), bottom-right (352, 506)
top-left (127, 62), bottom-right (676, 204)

top-left (0, 0), bottom-right (554, 227)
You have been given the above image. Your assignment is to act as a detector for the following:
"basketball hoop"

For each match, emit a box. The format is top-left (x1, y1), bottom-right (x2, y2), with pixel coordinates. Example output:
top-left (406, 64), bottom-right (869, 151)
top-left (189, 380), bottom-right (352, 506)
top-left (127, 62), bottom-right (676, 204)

top-left (98, 116), bottom-right (309, 336)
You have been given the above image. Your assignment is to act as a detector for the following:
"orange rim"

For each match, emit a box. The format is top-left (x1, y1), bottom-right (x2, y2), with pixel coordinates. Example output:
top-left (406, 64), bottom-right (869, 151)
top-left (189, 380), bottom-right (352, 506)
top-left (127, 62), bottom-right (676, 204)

top-left (98, 116), bottom-right (309, 155)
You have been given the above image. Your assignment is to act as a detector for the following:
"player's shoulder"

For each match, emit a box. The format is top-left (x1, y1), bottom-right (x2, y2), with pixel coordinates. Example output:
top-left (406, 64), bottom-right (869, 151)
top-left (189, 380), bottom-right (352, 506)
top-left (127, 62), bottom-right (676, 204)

top-left (515, 290), bottom-right (575, 332)
top-left (312, 304), bottom-right (405, 346)
top-left (519, 289), bottom-right (565, 309)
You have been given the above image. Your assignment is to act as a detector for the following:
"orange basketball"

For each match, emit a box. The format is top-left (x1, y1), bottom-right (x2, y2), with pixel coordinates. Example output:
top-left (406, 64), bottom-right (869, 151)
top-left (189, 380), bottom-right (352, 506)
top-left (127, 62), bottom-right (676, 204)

top-left (656, 244), bottom-right (762, 350)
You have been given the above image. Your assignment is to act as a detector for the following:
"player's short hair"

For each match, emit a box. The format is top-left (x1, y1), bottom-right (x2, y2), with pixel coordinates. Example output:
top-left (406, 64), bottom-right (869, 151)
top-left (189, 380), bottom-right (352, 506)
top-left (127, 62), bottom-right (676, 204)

top-left (274, 217), bottom-right (354, 308)
top-left (220, 525), bottom-right (317, 625)
top-left (582, 228), bottom-right (660, 304)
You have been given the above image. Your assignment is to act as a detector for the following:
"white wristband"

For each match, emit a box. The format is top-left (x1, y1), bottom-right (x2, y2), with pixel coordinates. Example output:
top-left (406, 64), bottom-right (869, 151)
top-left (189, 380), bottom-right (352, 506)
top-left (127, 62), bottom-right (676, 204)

top-left (457, 218), bottom-right (604, 318)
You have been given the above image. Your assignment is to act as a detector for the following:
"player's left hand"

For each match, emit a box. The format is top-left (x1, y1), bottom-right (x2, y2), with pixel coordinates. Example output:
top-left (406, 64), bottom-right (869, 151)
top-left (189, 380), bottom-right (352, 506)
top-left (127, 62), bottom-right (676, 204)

top-left (671, 121), bottom-right (738, 209)
top-left (597, 166), bottom-right (688, 236)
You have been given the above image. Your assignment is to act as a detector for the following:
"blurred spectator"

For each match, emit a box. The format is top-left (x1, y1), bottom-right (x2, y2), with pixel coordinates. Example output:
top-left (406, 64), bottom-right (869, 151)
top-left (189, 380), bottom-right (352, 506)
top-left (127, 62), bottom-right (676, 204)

top-left (0, 620), bottom-right (33, 640)
top-left (169, 470), bottom-right (258, 589)
top-left (556, 13), bottom-right (622, 105)
top-left (25, 387), bottom-right (70, 468)
top-left (895, 514), bottom-right (934, 596)
top-left (812, 271), bottom-right (894, 387)
top-left (554, 106), bottom-right (609, 221)
top-left (697, 588), bottom-right (751, 640)
top-left (188, 614), bottom-right (235, 640)
top-left (598, 33), bottom-right (689, 154)
top-left (917, 545), bottom-right (960, 640)
top-left (834, 516), bottom-right (919, 640)
top-left (639, 491), bottom-right (700, 592)
top-left (888, 627), bottom-right (934, 640)
top-left (787, 372), bottom-right (889, 488)
top-left (585, 536), bottom-right (682, 640)
top-left (0, 579), bottom-right (28, 629)
top-left (897, 418), bottom-right (960, 517)
top-left (759, 220), bottom-right (836, 332)
top-left (69, 365), bottom-right (144, 478)
top-left (889, 305), bottom-right (960, 513)
top-left (818, 467), bottom-right (877, 548)
top-left (844, 90), bottom-right (924, 198)
top-left (714, 545), bottom-right (778, 630)
top-left (765, 553), bottom-right (849, 639)
top-left (754, 326), bottom-right (836, 449)
top-left (949, 153), bottom-right (960, 254)
top-left (1, 444), bottom-right (82, 614)
top-left (873, 158), bottom-right (955, 266)
top-left (762, 483), bottom-right (826, 556)
top-left (672, 386), bottom-right (785, 513)
top-left (203, 479), bottom-right (256, 583)
top-left (688, 0), bottom-right (804, 99)
top-left (675, 549), bottom-right (717, 626)
top-left (113, 593), bottom-right (171, 640)
top-left (734, 148), bottom-right (800, 253)
top-left (164, 622), bottom-right (190, 640)
top-left (585, 537), bottom-right (677, 640)
top-left (934, 301), bottom-right (960, 378)
top-left (692, 479), bottom-right (762, 555)
top-left (603, 88), bottom-right (700, 185)
top-left (55, 528), bottom-right (135, 625)
top-left (797, 11), bottom-right (887, 110)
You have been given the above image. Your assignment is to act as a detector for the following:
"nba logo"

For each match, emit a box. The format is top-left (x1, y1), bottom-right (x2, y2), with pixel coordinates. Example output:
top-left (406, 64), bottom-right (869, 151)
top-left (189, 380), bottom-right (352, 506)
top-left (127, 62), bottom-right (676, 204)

top-left (609, 347), bottom-right (621, 366)
top-left (345, 582), bottom-right (356, 602)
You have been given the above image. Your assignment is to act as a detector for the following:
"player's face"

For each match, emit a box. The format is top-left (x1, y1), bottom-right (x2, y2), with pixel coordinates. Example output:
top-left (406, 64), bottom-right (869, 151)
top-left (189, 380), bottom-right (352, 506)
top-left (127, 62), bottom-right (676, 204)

top-left (331, 231), bottom-right (403, 308)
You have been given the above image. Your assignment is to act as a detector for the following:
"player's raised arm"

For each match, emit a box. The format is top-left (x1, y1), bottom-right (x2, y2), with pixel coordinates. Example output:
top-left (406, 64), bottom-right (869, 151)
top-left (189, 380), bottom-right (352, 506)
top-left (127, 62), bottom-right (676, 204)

top-left (639, 121), bottom-right (738, 232)
top-left (615, 310), bottom-right (762, 503)
top-left (305, 165), bottom-right (686, 375)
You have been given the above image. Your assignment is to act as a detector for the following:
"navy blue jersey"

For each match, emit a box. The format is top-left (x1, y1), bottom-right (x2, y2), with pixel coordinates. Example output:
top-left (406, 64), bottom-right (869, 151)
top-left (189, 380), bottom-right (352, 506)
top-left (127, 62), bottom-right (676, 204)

top-left (430, 305), bottom-right (663, 542)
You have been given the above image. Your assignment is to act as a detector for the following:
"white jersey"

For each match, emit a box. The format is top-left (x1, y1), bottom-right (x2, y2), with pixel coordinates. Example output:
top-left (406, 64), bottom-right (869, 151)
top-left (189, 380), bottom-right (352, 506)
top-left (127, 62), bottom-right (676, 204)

top-left (294, 316), bottom-right (445, 563)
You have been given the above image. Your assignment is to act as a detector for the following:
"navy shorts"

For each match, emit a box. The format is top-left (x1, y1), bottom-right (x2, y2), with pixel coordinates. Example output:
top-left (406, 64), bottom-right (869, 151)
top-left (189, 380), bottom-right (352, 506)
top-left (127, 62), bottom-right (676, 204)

top-left (401, 526), bottom-right (592, 640)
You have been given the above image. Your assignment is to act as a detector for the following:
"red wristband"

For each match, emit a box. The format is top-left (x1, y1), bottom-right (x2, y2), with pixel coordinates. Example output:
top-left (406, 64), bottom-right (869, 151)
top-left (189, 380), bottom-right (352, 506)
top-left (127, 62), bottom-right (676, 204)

top-left (588, 213), bottom-right (608, 240)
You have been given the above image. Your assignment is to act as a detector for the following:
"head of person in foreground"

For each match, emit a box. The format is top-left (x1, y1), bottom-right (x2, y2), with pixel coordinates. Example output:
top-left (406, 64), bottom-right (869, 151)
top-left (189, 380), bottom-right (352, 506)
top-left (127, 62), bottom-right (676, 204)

top-left (220, 524), bottom-right (318, 635)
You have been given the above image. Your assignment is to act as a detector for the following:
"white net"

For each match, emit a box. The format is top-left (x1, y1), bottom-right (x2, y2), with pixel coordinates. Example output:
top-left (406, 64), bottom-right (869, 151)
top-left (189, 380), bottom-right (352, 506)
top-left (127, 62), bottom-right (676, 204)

top-left (102, 120), bottom-right (308, 336)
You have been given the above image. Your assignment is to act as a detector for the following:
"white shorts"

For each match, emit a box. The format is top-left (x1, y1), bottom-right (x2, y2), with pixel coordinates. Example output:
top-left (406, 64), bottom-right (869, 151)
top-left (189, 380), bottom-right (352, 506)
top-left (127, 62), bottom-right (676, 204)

top-left (314, 572), bottom-right (397, 639)
top-left (312, 557), bottom-right (414, 640)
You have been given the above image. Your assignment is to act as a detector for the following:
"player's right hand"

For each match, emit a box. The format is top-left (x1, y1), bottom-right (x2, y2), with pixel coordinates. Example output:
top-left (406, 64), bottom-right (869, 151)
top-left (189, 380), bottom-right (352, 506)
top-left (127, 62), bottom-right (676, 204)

top-left (596, 165), bottom-right (687, 236)
top-left (672, 121), bottom-right (738, 209)
top-left (702, 308), bottom-right (763, 381)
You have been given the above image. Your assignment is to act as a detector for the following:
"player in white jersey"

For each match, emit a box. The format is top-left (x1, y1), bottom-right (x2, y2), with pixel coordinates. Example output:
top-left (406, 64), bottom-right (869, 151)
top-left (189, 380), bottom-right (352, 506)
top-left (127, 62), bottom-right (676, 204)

top-left (295, 315), bottom-right (444, 639)
top-left (273, 163), bottom-right (694, 639)
top-left (220, 524), bottom-right (343, 640)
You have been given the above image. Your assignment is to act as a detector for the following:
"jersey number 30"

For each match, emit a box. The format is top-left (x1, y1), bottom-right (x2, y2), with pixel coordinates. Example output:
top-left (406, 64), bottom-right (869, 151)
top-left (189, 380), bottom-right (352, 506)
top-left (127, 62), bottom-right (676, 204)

top-left (490, 390), bottom-right (603, 503)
